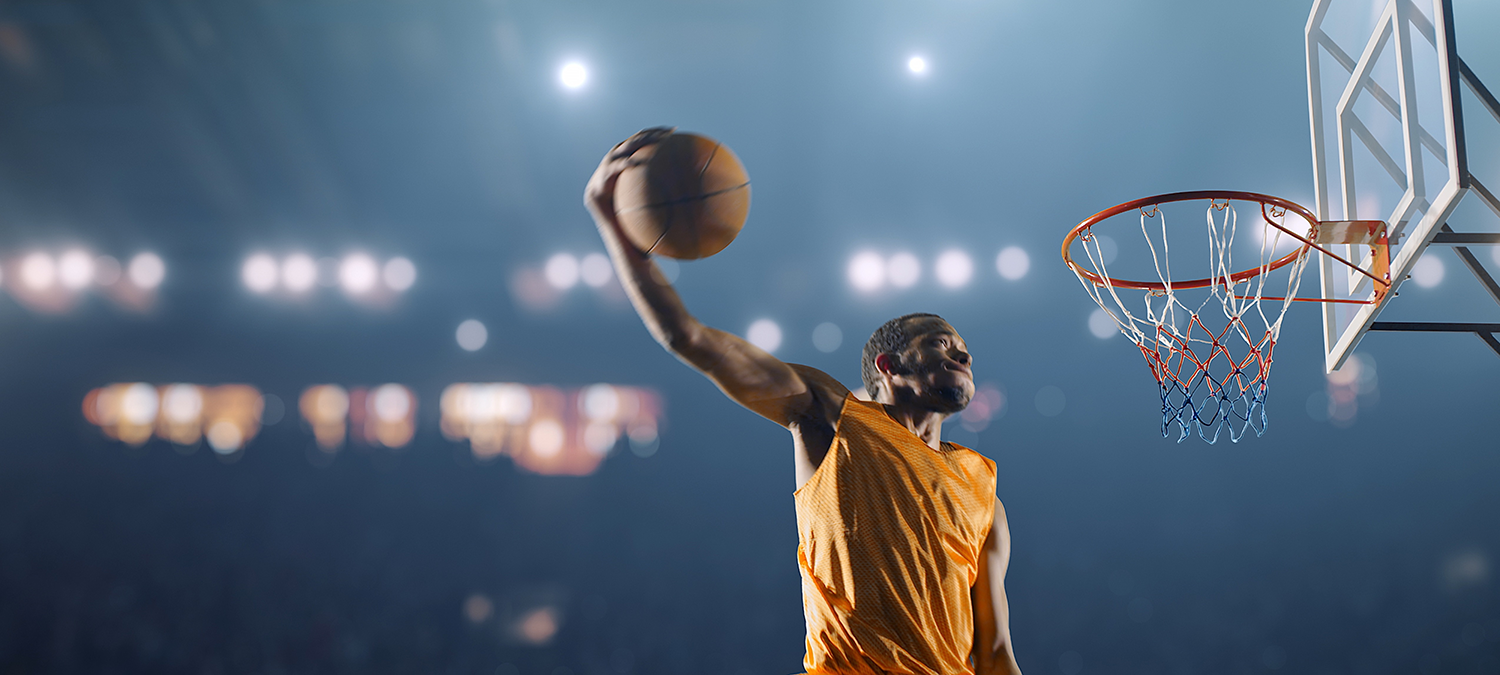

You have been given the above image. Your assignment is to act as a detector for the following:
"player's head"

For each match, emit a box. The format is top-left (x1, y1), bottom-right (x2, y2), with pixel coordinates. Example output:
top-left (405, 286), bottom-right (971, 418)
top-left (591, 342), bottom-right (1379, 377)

top-left (861, 313), bottom-right (973, 412)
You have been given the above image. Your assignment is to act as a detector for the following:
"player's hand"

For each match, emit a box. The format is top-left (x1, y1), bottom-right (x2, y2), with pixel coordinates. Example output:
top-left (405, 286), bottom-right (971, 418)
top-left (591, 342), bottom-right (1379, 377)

top-left (584, 127), bottom-right (675, 246)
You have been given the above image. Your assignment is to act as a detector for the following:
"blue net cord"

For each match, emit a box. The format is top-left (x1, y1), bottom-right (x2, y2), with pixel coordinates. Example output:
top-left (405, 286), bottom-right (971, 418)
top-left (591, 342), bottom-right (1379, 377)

top-left (1139, 320), bottom-right (1275, 443)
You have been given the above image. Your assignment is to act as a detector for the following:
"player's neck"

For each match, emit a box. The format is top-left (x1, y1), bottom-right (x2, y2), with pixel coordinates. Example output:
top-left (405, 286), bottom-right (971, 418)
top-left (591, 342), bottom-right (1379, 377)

top-left (879, 403), bottom-right (947, 450)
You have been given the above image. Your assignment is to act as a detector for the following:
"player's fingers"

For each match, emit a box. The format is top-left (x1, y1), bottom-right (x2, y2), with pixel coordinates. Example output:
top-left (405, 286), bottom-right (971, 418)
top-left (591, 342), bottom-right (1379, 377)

top-left (608, 126), bottom-right (675, 160)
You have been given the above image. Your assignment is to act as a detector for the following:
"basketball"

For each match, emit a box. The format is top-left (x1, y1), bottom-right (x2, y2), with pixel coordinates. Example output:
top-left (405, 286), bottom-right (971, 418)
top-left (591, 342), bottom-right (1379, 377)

top-left (613, 132), bottom-right (751, 260)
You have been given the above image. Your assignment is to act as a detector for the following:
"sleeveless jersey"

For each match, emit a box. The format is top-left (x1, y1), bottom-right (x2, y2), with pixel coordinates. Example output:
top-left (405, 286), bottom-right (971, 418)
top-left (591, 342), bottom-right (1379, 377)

top-left (794, 394), bottom-right (997, 675)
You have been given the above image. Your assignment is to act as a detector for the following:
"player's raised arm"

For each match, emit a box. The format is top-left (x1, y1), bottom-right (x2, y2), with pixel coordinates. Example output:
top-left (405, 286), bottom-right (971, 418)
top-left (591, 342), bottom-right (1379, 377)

top-left (584, 129), bottom-right (823, 428)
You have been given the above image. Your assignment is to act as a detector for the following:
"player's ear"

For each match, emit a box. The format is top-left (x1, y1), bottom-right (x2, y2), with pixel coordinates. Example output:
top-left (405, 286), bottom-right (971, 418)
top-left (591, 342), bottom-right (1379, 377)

top-left (874, 352), bottom-right (899, 376)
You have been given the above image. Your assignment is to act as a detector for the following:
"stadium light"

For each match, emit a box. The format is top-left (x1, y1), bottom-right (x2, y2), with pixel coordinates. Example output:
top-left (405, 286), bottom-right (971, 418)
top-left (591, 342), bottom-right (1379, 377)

top-left (996, 246), bottom-right (1031, 280)
top-left (282, 253), bottom-right (317, 293)
top-left (747, 319), bottom-right (783, 353)
top-left (456, 319), bottom-right (488, 351)
top-left (20, 252), bottom-right (55, 291)
top-left (935, 250), bottom-right (973, 288)
top-left (383, 257), bottom-right (417, 291)
top-left (560, 62), bottom-right (588, 89)
top-left (339, 253), bottom-right (378, 294)
top-left (887, 252), bottom-right (920, 288)
top-left (242, 254), bottom-right (278, 293)
top-left (848, 251), bottom-right (885, 292)
top-left (545, 253), bottom-right (580, 290)
top-left (128, 253), bottom-right (166, 289)
top-left (58, 249), bottom-right (94, 289)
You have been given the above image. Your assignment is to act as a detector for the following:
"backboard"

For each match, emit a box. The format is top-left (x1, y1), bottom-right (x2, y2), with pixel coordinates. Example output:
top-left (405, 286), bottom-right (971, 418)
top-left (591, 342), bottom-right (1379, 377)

top-left (1306, 0), bottom-right (1500, 372)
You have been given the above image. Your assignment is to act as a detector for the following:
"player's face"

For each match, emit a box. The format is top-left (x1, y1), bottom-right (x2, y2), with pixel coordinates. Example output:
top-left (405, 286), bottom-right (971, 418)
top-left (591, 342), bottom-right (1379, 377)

top-left (896, 318), bottom-right (974, 413)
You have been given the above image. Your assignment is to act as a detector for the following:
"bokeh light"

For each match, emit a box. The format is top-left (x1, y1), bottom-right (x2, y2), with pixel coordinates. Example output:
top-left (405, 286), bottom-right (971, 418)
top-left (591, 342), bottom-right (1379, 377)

top-left (528, 419), bottom-right (564, 458)
top-left (959, 384), bottom-right (1005, 432)
top-left (206, 420), bottom-right (244, 455)
top-left (934, 250), bottom-right (973, 288)
top-left (20, 252), bottom-right (54, 290)
top-left (354, 383), bottom-right (417, 448)
top-left (242, 254), bottom-right (278, 293)
top-left (128, 252), bottom-right (165, 289)
top-left (463, 594), bottom-right (494, 624)
top-left (93, 256), bottom-right (121, 286)
top-left (1035, 385), bottom-right (1066, 417)
top-left (58, 249), bottom-right (94, 289)
top-left (545, 253), bottom-right (580, 290)
top-left (747, 319), bottom-right (783, 353)
top-left (848, 251), bottom-right (885, 292)
top-left (383, 257), bottom-right (417, 291)
top-left (300, 385), bottom-right (350, 451)
top-left (1088, 308), bottom-right (1117, 339)
top-left (339, 253), bottom-right (378, 294)
top-left (887, 252), bottom-right (920, 288)
top-left (559, 62), bottom-right (588, 89)
top-left (1409, 256), bottom-right (1444, 288)
top-left (1092, 234), bottom-right (1118, 265)
top-left (282, 253), bottom-right (317, 293)
top-left (441, 383), bottom-right (662, 474)
top-left (456, 319), bottom-right (488, 351)
top-left (812, 322), bottom-right (843, 353)
top-left (85, 383), bottom-right (264, 455)
top-left (995, 246), bottom-right (1030, 280)
top-left (579, 253), bottom-right (613, 288)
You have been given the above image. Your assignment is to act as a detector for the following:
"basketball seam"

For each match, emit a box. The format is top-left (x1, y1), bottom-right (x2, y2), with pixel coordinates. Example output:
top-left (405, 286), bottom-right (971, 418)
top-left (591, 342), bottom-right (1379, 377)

top-left (615, 181), bottom-right (751, 215)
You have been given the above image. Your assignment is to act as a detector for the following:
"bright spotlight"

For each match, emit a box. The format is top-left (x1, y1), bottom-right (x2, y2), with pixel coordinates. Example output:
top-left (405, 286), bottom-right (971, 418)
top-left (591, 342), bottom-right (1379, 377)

top-left (747, 319), bottom-right (783, 353)
top-left (887, 252), bottom-right (920, 288)
top-left (848, 251), bottom-right (885, 292)
top-left (545, 253), bottom-right (580, 290)
top-left (579, 253), bottom-right (613, 287)
top-left (456, 319), bottom-right (488, 352)
top-left (242, 254), bottom-right (278, 293)
top-left (559, 62), bottom-right (588, 89)
top-left (58, 250), bottom-right (94, 289)
top-left (934, 250), bottom-right (973, 288)
top-left (282, 253), bottom-right (317, 293)
top-left (996, 246), bottom-right (1031, 280)
top-left (20, 252), bottom-right (55, 291)
top-left (128, 253), bottom-right (165, 290)
top-left (907, 56), bottom-right (928, 74)
top-left (339, 253), bottom-right (378, 294)
top-left (1410, 256), bottom-right (1444, 288)
top-left (383, 257), bottom-right (417, 291)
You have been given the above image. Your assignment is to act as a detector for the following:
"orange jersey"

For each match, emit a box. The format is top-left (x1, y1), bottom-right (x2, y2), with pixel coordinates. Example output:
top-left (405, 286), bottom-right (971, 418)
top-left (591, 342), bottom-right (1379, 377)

top-left (794, 394), bottom-right (997, 675)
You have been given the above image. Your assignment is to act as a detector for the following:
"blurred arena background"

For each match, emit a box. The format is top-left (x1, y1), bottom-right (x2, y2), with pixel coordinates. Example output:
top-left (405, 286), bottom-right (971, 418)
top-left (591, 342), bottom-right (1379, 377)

top-left (0, 0), bottom-right (1498, 673)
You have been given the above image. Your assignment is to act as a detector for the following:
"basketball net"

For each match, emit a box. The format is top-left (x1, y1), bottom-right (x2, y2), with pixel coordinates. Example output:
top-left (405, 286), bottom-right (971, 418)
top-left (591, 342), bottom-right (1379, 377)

top-left (1070, 198), bottom-right (1313, 443)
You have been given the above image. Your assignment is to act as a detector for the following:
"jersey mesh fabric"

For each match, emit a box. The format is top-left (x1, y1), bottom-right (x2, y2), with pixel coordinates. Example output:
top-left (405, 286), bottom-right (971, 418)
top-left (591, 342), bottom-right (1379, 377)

top-left (794, 393), bottom-right (997, 675)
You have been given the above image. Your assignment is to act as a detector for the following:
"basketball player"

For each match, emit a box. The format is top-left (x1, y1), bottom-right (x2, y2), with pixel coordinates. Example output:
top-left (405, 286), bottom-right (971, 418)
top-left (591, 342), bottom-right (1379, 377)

top-left (585, 128), bottom-right (1023, 675)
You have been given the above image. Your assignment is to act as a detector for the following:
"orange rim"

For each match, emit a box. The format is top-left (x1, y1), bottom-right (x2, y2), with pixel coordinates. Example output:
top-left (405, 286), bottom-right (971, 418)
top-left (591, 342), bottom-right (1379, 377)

top-left (1061, 190), bottom-right (1316, 292)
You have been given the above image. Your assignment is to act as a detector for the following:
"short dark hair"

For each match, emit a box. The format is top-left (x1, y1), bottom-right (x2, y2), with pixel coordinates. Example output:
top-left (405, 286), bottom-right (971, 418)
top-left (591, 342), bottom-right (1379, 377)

top-left (861, 313), bottom-right (945, 398)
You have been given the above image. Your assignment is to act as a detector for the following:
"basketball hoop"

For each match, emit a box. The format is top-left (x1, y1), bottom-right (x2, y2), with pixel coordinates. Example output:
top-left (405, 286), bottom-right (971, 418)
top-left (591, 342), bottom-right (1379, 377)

top-left (1062, 191), bottom-right (1391, 443)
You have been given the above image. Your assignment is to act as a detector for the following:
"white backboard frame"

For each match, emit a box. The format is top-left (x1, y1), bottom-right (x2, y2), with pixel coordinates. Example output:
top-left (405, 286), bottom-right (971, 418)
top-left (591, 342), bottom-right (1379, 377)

top-left (1306, 0), bottom-right (1500, 372)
